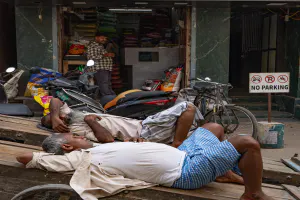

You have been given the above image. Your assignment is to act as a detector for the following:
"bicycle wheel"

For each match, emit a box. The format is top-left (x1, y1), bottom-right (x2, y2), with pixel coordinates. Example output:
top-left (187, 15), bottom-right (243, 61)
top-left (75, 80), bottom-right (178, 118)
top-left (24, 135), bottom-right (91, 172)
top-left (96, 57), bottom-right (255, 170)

top-left (204, 105), bottom-right (258, 139)
top-left (11, 184), bottom-right (81, 200)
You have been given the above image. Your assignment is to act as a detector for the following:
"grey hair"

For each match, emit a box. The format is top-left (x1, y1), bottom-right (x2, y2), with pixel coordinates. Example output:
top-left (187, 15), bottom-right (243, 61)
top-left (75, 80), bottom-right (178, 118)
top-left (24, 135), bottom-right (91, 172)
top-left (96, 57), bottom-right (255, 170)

top-left (64, 110), bottom-right (86, 125)
top-left (42, 133), bottom-right (68, 155)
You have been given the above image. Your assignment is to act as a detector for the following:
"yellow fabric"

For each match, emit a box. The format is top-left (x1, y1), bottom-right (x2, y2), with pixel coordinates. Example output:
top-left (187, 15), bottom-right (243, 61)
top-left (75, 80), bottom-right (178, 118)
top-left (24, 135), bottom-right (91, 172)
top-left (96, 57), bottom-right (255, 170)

top-left (104, 89), bottom-right (141, 110)
top-left (34, 96), bottom-right (53, 116)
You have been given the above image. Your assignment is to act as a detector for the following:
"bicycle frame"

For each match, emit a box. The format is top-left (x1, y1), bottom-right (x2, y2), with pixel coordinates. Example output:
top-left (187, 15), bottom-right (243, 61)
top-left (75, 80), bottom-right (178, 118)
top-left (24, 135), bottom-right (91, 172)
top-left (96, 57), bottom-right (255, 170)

top-left (194, 79), bottom-right (239, 133)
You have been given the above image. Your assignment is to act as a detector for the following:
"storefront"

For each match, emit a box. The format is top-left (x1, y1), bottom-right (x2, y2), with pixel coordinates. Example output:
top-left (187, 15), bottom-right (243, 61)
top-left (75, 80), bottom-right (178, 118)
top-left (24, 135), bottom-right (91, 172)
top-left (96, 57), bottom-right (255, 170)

top-left (13, 0), bottom-right (191, 95)
top-left (57, 4), bottom-right (189, 92)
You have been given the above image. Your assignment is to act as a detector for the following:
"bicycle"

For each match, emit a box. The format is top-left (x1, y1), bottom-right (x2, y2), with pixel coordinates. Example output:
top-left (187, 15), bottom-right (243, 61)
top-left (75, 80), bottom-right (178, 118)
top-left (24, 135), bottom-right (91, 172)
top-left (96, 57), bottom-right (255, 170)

top-left (191, 78), bottom-right (258, 139)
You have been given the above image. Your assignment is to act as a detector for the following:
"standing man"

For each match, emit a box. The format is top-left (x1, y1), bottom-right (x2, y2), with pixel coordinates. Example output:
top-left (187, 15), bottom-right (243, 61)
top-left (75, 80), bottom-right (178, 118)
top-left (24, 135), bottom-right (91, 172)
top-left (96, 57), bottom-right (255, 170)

top-left (87, 32), bottom-right (115, 97)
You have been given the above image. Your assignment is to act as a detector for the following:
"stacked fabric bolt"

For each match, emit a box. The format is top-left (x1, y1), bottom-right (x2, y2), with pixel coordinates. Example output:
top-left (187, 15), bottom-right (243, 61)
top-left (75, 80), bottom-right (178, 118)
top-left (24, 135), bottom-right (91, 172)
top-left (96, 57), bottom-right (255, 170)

top-left (139, 15), bottom-right (157, 47)
top-left (96, 9), bottom-right (122, 91)
top-left (97, 10), bottom-right (117, 36)
top-left (139, 14), bottom-right (170, 47)
top-left (111, 63), bottom-right (123, 89)
top-left (122, 28), bottom-right (138, 47)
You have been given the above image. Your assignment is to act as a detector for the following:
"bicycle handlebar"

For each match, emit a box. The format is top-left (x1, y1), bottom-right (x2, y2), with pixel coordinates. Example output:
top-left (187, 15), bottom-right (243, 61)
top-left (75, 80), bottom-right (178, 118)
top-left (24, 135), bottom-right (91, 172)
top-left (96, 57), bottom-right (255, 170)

top-left (195, 78), bottom-right (232, 87)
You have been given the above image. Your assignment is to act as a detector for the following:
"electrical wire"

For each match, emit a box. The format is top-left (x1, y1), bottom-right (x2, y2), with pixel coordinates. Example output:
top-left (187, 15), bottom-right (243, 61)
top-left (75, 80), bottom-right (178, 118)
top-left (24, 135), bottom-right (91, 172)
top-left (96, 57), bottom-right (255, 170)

top-left (267, 7), bottom-right (300, 20)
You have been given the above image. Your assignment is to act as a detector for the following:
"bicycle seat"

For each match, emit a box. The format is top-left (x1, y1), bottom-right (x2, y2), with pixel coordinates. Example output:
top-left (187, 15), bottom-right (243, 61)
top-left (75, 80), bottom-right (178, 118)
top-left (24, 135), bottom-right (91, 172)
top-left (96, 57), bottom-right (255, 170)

top-left (84, 85), bottom-right (99, 93)
top-left (104, 90), bottom-right (172, 110)
top-left (193, 85), bottom-right (203, 91)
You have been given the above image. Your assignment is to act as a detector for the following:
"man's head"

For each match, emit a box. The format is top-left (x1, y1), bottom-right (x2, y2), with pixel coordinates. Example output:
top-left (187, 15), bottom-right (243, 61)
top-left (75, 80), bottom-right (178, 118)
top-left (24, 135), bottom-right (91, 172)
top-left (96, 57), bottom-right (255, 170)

top-left (42, 133), bottom-right (93, 155)
top-left (95, 32), bottom-right (108, 44)
top-left (41, 111), bottom-right (84, 129)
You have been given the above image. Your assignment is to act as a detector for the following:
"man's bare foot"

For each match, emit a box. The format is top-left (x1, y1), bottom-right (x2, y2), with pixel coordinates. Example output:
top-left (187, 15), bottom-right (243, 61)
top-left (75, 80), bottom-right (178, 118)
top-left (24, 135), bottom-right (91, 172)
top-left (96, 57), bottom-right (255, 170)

top-left (240, 192), bottom-right (275, 200)
top-left (215, 170), bottom-right (244, 185)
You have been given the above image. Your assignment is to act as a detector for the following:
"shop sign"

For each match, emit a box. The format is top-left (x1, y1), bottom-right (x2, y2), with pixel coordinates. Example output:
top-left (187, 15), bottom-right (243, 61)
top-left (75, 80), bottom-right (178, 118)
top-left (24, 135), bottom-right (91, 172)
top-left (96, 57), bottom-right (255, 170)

top-left (249, 73), bottom-right (290, 93)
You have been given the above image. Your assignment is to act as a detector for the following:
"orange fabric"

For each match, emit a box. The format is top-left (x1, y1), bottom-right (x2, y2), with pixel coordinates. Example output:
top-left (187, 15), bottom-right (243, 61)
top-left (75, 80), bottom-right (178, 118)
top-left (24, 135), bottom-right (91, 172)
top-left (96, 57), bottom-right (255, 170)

top-left (104, 89), bottom-right (141, 110)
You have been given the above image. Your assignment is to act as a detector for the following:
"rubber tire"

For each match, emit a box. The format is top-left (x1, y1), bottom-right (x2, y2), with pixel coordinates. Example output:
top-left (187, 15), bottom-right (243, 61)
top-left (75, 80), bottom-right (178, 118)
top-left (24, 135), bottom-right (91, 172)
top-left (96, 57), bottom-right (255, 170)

top-left (204, 105), bottom-right (258, 139)
top-left (11, 184), bottom-right (79, 200)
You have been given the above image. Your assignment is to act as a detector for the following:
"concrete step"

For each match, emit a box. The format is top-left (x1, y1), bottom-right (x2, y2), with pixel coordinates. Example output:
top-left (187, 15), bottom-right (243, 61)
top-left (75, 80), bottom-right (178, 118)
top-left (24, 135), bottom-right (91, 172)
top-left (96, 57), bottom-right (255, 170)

top-left (230, 96), bottom-right (269, 103)
top-left (234, 102), bottom-right (279, 111)
top-left (207, 110), bottom-right (293, 120)
top-left (248, 110), bottom-right (293, 119)
top-left (294, 105), bottom-right (300, 120)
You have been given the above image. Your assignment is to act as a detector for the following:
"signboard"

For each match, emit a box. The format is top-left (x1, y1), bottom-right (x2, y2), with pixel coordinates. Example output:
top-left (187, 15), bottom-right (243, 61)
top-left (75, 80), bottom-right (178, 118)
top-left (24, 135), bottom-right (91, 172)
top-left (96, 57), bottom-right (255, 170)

top-left (249, 73), bottom-right (290, 93)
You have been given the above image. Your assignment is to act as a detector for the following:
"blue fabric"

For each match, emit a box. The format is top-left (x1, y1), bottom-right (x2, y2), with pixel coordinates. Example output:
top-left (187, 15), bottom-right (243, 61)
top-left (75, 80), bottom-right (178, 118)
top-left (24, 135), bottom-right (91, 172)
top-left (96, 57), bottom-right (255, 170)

top-left (172, 128), bottom-right (241, 189)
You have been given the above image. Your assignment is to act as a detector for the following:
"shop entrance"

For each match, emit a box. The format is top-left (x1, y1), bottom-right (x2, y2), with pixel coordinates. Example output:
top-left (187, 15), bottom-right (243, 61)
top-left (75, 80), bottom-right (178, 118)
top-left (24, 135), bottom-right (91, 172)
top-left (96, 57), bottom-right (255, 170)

top-left (58, 2), bottom-right (188, 94)
top-left (228, 4), bottom-right (284, 96)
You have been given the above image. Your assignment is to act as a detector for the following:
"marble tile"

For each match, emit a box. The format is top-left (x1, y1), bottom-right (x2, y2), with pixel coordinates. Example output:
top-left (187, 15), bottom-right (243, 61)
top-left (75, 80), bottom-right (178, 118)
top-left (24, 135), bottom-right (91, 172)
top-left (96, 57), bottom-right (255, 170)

top-left (15, 7), bottom-right (53, 69)
top-left (195, 6), bottom-right (231, 84)
top-left (285, 20), bottom-right (300, 97)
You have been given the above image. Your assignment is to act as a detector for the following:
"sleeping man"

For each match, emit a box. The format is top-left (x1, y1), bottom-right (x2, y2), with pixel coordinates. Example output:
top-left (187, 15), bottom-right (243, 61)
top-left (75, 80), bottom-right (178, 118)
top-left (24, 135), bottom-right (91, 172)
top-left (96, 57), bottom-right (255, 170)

top-left (41, 97), bottom-right (221, 148)
top-left (17, 124), bottom-right (274, 200)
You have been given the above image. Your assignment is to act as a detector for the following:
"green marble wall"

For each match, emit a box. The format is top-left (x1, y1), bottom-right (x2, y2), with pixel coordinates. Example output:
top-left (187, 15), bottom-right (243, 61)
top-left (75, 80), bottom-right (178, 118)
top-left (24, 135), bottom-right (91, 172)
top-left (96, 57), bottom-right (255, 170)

top-left (195, 5), bottom-right (231, 84)
top-left (15, 6), bottom-right (53, 69)
top-left (285, 20), bottom-right (300, 98)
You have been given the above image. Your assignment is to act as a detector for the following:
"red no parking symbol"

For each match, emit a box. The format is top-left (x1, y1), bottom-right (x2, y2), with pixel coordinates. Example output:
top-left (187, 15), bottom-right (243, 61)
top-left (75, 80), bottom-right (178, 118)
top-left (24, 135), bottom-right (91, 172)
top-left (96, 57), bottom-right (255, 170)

top-left (251, 75), bottom-right (262, 84)
top-left (265, 75), bottom-right (275, 83)
top-left (278, 75), bottom-right (288, 83)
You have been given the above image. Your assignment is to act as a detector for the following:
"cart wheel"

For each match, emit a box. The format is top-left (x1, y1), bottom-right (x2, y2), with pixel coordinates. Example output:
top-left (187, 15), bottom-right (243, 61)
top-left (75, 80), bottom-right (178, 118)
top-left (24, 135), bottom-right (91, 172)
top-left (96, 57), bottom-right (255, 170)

top-left (11, 184), bottom-right (81, 200)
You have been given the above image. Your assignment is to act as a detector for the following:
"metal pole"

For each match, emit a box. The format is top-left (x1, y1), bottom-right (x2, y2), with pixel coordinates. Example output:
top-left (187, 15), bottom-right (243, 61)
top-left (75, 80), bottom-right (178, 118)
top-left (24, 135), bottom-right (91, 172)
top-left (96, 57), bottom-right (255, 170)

top-left (268, 93), bottom-right (272, 123)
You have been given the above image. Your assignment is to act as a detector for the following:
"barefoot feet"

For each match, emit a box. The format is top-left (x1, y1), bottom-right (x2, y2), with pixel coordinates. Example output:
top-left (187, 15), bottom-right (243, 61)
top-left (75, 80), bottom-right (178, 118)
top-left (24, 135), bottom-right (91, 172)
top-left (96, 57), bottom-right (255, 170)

top-left (240, 192), bottom-right (275, 200)
top-left (215, 170), bottom-right (244, 185)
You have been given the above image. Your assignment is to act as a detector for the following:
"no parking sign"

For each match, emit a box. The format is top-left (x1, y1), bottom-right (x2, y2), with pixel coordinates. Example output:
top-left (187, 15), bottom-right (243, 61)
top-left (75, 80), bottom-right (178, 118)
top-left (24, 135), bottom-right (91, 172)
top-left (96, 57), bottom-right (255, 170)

top-left (249, 73), bottom-right (290, 93)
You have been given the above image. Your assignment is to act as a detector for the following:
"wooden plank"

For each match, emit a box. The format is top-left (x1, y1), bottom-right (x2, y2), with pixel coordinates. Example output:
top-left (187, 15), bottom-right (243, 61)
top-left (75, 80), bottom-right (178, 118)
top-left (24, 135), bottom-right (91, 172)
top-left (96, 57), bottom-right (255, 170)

top-left (282, 185), bottom-right (300, 200)
top-left (0, 119), bottom-right (49, 145)
top-left (264, 158), bottom-right (288, 165)
top-left (262, 183), bottom-right (285, 190)
top-left (0, 114), bottom-right (40, 124)
top-left (292, 157), bottom-right (300, 166)
top-left (0, 191), bottom-right (15, 200)
top-left (184, 7), bottom-right (191, 88)
top-left (0, 140), bottom-right (42, 151)
top-left (263, 158), bottom-right (300, 186)
top-left (0, 116), bottom-right (299, 187)
top-left (0, 142), bottom-right (296, 200)
top-left (152, 182), bottom-right (295, 200)
top-left (282, 158), bottom-right (300, 172)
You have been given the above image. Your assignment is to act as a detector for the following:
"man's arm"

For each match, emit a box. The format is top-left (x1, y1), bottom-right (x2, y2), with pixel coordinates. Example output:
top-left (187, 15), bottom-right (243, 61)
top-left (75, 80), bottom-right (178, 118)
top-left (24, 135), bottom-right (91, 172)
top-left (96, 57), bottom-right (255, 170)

top-left (84, 115), bottom-right (114, 143)
top-left (16, 152), bottom-right (76, 172)
top-left (16, 152), bottom-right (33, 165)
top-left (50, 98), bottom-right (69, 132)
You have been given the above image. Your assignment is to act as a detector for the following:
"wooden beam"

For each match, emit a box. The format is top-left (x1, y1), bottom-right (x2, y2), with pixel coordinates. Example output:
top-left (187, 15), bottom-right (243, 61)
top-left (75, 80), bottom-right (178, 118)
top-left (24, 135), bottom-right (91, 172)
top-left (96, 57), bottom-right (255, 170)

top-left (0, 115), bottom-right (49, 146)
top-left (282, 185), bottom-right (300, 200)
top-left (184, 7), bottom-right (192, 88)
top-left (263, 158), bottom-right (300, 186)
top-left (0, 116), bottom-right (299, 187)
top-left (0, 142), bottom-right (296, 200)
top-left (57, 5), bottom-right (64, 73)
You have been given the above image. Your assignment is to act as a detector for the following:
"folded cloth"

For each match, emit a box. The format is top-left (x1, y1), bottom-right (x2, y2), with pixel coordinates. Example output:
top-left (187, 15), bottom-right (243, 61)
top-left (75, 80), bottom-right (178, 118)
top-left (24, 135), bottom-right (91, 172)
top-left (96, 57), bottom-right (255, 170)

top-left (97, 12), bottom-right (116, 18)
top-left (98, 22), bottom-right (116, 26)
top-left (124, 44), bottom-right (139, 47)
top-left (147, 32), bottom-right (162, 38)
top-left (98, 27), bottom-right (117, 33)
top-left (124, 36), bottom-right (138, 41)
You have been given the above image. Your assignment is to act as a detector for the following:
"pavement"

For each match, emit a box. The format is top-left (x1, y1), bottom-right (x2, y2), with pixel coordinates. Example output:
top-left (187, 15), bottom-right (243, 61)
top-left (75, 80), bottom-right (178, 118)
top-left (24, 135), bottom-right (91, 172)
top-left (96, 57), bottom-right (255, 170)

top-left (258, 118), bottom-right (300, 160)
